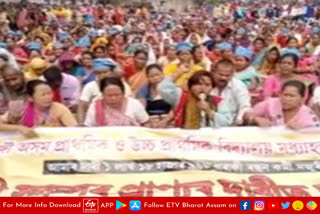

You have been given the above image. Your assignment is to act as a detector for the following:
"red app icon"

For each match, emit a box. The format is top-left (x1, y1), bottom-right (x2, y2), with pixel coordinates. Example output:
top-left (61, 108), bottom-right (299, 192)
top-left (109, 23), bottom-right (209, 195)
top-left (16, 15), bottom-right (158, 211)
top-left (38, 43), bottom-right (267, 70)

top-left (268, 202), bottom-right (280, 210)
top-left (83, 199), bottom-right (99, 213)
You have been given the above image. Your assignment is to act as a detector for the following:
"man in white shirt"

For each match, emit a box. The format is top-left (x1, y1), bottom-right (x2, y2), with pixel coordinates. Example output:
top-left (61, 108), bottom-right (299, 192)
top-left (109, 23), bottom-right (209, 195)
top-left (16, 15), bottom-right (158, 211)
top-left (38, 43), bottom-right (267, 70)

top-left (210, 59), bottom-right (251, 125)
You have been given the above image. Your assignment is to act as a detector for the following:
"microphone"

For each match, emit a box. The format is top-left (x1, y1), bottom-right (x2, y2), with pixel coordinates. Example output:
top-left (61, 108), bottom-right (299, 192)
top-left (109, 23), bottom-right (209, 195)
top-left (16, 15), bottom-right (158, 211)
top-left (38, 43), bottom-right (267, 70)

top-left (199, 93), bottom-right (207, 119)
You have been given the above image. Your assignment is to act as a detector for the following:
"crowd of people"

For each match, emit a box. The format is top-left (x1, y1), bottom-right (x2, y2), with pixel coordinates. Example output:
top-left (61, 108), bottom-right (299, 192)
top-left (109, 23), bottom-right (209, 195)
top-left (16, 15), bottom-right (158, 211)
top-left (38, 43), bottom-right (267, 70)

top-left (0, 0), bottom-right (320, 137)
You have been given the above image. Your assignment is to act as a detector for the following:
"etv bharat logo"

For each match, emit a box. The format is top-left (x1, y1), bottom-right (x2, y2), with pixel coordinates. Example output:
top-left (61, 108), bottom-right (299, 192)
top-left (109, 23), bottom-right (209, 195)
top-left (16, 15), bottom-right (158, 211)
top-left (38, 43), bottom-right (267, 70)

top-left (83, 199), bottom-right (99, 213)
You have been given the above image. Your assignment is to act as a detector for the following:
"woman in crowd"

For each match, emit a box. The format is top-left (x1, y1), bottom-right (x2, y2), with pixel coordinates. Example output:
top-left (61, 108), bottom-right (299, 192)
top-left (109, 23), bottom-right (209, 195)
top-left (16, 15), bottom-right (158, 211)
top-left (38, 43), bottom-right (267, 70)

top-left (78, 58), bottom-right (131, 125)
top-left (125, 50), bottom-right (149, 94)
top-left (105, 43), bottom-right (117, 61)
top-left (185, 33), bottom-right (202, 46)
top-left (234, 28), bottom-right (250, 48)
top-left (0, 80), bottom-right (77, 137)
top-left (233, 46), bottom-right (259, 90)
top-left (59, 53), bottom-right (77, 74)
top-left (93, 45), bottom-right (107, 59)
top-left (214, 42), bottom-right (234, 63)
top-left (26, 41), bottom-right (43, 60)
top-left (74, 51), bottom-right (94, 86)
top-left (296, 46), bottom-right (319, 86)
top-left (45, 42), bottom-right (66, 64)
top-left (286, 37), bottom-right (300, 50)
top-left (192, 45), bottom-right (212, 72)
top-left (263, 53), bottom-right (301, 98)
top-left (257, 46), bottom-right (281, 76)
top-left (112, 33), bottom-right (128, 57)
top-left (251, 37), bottom-right (267, 65)
top-left (78, 59), bottom-right (129, 125)
top-left (164, 42), bottom-right (202, 89)
top-left (246, 80), bottom-right (320, 129)
top-left (84, 77), bottom-right (149, 127)
top-left (306, 33), bottom-right (320, 55)
top-left (158, 44), bottom-right (177, 69)
top-left (136, 64), bottom-right (173, 128)
top-left (158, 71), bottom-right (232, 129)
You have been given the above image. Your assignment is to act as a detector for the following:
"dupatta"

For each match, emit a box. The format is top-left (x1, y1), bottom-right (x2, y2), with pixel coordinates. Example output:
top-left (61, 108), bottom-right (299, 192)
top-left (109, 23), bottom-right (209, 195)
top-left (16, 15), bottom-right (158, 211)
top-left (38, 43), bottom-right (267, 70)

top-left (94, 99), bottom-right (139, 126)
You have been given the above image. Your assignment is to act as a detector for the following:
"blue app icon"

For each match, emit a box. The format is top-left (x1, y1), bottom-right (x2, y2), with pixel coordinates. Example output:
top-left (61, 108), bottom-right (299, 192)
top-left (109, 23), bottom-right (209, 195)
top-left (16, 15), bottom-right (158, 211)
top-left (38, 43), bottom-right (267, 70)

top-left (240, 201), bottom-right (251, 211)
top-left (129, 200), bottom-right (141, 211)
top-left (281, 202), bottom-right (290, 209)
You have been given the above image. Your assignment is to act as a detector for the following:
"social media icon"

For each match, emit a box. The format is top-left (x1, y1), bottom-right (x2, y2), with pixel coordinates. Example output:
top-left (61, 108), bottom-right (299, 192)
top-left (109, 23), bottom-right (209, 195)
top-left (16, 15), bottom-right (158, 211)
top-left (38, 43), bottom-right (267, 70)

top-left (281, 202), bottom-right (290, 209)
top-left (292, 200), bottom-right (304, 211)
top-left (254, 200), bottom-right (265, 211)
top-left (239, 201), bottom-right (251, 211)
top-left (281, 202), bottom-right (290, 210)
top-left (116, 201), bottom-right (127, 210)
top-left (129, 200), bottom-right (141, 211)
top-left (306, 201), bottom-right (317, 211)
top-left (267, 202), bottom-right (280, 210)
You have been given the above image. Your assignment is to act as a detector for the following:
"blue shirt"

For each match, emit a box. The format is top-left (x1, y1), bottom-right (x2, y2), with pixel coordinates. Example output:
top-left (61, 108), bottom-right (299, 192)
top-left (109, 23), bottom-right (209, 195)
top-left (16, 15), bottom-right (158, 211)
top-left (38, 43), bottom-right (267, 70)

top-left (305, 4), bottom-right (315, 18)
top-left (75, 67), bottom-right (95, 86)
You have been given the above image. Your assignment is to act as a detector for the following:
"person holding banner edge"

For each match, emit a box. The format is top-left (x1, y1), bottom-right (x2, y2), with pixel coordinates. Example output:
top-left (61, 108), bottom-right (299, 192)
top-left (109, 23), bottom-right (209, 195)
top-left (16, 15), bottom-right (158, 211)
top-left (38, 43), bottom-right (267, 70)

top-left (0, 79), bottom-right (78, 138)
top-left (84, 77), bottom-right (150, 127)
top-left (245, 80), bottom-right (320, 129)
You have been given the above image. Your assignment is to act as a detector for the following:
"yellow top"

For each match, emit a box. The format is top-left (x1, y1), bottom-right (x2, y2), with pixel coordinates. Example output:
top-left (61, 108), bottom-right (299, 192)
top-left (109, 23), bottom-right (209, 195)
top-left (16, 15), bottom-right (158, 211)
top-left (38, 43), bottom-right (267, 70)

top-left (23, 58), bottom-right (48, 80)
top-left (90, 37), bottom-right (109, 52)
top-left (52, 8), bottom-right (72, 21)
top-left (164, 63), bottom-right (203, 87)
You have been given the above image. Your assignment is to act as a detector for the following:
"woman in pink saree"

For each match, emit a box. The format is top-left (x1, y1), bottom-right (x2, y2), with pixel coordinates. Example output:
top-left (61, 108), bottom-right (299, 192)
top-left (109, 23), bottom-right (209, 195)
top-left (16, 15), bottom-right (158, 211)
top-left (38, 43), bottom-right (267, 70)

top-left (262, 52), bottom-right (315, 102)
top-left (84, 77), bottom-right (149, 127)
top-left (0, 80), bottom-right (77, 137)
top-left (263, 53), bottom-right (301, 98)
top-left (246, 80), bottom-right (320, 129)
